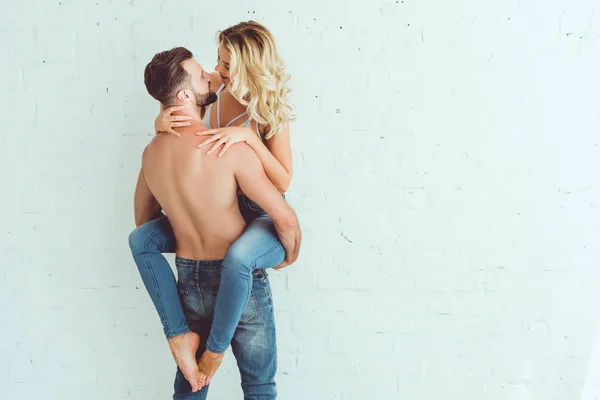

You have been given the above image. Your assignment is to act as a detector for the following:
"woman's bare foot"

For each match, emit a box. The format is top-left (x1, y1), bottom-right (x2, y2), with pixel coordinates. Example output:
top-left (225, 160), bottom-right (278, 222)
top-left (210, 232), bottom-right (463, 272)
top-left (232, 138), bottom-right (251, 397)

top-left (168, 332), bottom-right (204, 392)
top-left (197, 349), bottom-right (225, 385)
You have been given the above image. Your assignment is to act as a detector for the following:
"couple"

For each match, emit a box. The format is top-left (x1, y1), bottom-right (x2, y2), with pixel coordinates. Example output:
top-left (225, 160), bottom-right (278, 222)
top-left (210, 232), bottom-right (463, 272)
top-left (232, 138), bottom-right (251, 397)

top-left (129, 21), bottom-right (301, 399)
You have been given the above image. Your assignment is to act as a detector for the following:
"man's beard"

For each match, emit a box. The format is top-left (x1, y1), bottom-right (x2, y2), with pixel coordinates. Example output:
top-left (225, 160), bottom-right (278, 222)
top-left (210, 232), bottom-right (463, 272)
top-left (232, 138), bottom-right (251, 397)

top-left (195, 90), bottom-right (217, 108)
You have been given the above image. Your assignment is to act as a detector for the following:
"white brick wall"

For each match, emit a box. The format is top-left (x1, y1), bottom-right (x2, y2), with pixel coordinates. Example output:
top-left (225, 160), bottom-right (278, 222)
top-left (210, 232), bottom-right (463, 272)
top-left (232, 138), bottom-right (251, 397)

top-left (1, 0), bottom-right (599, 399)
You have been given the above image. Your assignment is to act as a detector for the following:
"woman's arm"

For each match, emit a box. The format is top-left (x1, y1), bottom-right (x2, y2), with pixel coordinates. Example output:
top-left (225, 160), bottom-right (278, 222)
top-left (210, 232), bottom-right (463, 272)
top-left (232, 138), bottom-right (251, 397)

top-left (197, 122), bottom-right (294, 193)
top-left (153, 104), bottom-right (164, 134)
top-left (246, 122), bottom-right (293, 193)
top-left (154, 104), bottom-right (191, 136)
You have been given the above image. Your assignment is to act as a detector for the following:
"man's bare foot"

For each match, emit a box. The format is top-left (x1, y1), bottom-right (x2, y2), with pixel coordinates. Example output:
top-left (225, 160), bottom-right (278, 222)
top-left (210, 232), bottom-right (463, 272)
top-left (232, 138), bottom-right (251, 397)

top-left (197, 349), bottom-right (225, 385)
top-left (168, 332), bottom-right (204, 392)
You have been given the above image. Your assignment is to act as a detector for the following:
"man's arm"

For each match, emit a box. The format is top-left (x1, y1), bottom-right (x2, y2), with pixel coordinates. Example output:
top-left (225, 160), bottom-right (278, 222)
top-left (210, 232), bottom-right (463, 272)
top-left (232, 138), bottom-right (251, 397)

top-left (133, 168), bottom-right (161, 227)
top-left (233, 144), bottom-right (301, 269)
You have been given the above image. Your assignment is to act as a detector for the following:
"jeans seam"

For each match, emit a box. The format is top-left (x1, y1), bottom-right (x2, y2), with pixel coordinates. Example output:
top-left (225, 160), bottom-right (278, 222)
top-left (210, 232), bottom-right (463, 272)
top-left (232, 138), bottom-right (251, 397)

top-left (206, 286), bottom-right (256, 353)
top-left (137, 227), bottom-right (187, 338)
top-left (241, 242), bottom-right (282, 324)
top-left (262, 277), bottom-right (273, 307)
top-left (168, 326), bottom-right (192, 339)
top-left (205, 341), bottom-right (221, 354)
top-left (205, 243), bottom-right (281, 353)
top-left (242, 293), bottom-right (260, 324)
top-left (248, 241), bottom-right (282, 269)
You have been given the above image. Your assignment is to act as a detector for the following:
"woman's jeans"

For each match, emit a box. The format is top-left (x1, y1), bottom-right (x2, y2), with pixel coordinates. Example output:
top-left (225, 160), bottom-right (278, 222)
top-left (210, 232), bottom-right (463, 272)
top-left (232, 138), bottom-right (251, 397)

top-left (128, 195), bottom-right (285, 353)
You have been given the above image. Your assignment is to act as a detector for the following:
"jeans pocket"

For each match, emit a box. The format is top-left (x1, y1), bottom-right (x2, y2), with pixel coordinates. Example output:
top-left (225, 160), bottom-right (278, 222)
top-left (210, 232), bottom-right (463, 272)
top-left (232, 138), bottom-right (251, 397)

top-left (250, 274), bottom-right (275, 328)
top-left (239, 291), bottom-right (261, 324)
top-left (262, 276), bottom-right (273, 306)
top-left (201, 278), bottom-right (260, 324)
top-left (258, 273), bottom-right (274, 310)
top-left (178, 286), bottom-right (206, 321)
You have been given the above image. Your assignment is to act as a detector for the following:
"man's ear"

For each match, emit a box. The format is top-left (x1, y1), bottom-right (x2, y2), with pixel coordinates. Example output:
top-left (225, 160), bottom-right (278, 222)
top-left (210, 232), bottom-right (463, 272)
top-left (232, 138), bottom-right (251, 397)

top-left (176, 89), bottom-right (190, 104)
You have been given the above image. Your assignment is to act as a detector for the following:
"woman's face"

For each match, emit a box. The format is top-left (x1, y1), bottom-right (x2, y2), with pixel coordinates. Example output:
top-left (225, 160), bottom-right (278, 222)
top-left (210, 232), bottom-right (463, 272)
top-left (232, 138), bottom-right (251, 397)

top-left (215, 43), bottom-right (231, 85)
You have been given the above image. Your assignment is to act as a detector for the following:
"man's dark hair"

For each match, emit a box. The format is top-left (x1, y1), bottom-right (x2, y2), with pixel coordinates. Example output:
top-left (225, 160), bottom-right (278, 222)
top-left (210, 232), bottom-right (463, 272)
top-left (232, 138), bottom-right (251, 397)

top-left (144, 47), bottom-right (193, 106)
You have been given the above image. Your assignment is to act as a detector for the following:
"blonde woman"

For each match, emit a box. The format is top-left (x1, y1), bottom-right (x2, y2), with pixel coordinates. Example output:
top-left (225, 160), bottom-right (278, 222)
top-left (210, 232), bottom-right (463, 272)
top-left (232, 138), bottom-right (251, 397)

top-left (128, 21), bottom-right (295, 397)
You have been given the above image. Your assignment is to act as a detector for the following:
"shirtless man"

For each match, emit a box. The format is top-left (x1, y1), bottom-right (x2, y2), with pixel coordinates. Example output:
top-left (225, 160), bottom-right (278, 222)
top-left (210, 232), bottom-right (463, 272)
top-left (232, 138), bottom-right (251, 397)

top-left (133, 47), bottom-right (301, 398)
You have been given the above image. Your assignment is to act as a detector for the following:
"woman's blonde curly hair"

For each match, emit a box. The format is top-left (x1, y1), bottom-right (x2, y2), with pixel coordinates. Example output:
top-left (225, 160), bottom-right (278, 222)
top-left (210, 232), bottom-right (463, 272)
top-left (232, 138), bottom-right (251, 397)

top-left (218, 21), bottom-right (295, 140)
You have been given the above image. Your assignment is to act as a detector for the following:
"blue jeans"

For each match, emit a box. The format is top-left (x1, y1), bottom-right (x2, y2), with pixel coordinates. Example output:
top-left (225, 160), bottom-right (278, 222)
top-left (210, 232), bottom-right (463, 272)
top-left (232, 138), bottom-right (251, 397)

top-left (173, 257), bottom-right (277, 400)
top-left (128, 195), bottom-right (284, 351)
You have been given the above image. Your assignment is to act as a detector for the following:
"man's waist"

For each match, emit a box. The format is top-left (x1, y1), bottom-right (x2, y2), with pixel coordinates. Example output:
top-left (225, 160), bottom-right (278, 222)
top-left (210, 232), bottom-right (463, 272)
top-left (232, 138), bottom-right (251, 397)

top-left (175, 256), bottom-right (224, 269)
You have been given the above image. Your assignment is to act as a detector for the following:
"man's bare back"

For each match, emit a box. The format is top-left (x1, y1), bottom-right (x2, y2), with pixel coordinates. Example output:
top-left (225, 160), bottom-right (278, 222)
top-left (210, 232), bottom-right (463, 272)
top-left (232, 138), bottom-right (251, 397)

top-left (142, 121), bottom-right (248, 260)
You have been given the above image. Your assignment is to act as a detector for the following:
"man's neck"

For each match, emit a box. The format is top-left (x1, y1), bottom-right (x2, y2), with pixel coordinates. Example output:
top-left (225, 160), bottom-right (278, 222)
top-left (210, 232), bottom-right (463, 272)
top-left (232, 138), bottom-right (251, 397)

top-left (169, 102), bottom-right (203, 125)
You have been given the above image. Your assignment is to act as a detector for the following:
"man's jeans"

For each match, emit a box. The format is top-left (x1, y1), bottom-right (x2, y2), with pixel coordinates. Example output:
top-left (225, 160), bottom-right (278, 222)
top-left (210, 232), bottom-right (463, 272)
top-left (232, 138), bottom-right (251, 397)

top-left (173, 257), bottom-right (277, 400)
top-left (128, 194), bottom-right (285, 353)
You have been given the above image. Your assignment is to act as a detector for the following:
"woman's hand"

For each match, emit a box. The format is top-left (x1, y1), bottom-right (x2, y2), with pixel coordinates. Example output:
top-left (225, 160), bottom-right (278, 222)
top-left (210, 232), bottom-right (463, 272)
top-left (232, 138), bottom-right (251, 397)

top-left (196, 126), bottom-right (256, 157)
top-left (155, 105), bottom-right (193, 137)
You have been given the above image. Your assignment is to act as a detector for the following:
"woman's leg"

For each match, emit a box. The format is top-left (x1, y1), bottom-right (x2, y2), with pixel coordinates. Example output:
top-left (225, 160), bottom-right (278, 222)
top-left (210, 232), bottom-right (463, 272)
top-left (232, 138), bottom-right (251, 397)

top-left (128, 215), bottom-right (190, 338)
top-left (130, 216), bottom-right (205, 390)
top-left (205, 214), bottom-right (284, 354)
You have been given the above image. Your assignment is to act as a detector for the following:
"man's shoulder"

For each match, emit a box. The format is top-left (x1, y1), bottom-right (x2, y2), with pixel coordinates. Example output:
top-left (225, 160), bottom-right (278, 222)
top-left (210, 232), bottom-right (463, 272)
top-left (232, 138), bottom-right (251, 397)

top-left (221, 143), bottom-right (261, 175)
top-left (224, 142), bottom-right (256, 160)
top-left (141, 135), bottom-right (165, 164)
top-left (142, 136), bottom-right (159, 156)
